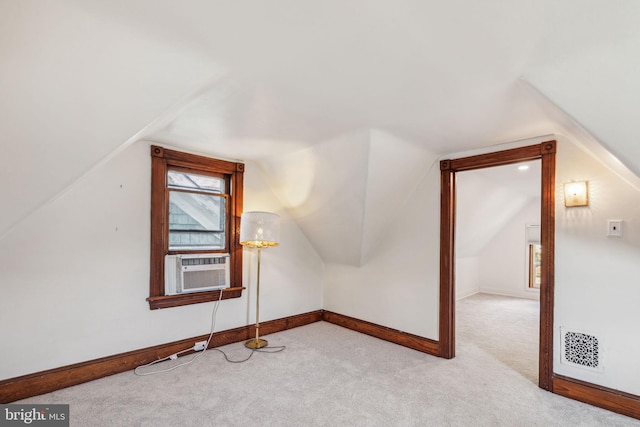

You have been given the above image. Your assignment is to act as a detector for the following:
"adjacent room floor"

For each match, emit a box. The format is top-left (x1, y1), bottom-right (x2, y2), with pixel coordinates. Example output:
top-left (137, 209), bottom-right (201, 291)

top-left (457, 292), bottom-right (539, 384)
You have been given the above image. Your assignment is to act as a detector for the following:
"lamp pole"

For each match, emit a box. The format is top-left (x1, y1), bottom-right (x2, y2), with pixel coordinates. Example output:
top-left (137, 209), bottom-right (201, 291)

top-left (254, 247), bottom-right (262, 345)
top-left (246, 246), bottom-right (267, 349)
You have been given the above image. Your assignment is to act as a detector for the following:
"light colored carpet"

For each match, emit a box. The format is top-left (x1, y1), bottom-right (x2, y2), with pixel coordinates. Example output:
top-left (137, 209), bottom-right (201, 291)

top-left (457, 293), bottom-right (539, 384)
top-left (18, 294), bottom-right (639, 426)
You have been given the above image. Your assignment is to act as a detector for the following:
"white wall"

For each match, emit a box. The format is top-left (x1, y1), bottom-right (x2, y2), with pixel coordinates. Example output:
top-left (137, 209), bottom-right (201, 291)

top-left (257, 128), bottom-right (436, 267)
top-left (456, 256), bottom-right (480, 300)
top-left (455, 170), bottom-right (533, 259)
top-left (554, 136), bottom-right (640, 395)
top-left (477, 199), bottom-right (541, 300)
top-left (322, 155), bottom-right (441, 339)
top-left (242, 159), bottom-right (324, 324)
top-left (455, 163), bottom-right (540, 301)
top-left (0, 141), bottom-right (323, 380)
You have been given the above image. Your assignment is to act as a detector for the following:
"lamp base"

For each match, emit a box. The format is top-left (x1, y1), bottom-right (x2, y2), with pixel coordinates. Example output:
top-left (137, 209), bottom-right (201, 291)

top-left (244, 338), bottom-right (268, 349)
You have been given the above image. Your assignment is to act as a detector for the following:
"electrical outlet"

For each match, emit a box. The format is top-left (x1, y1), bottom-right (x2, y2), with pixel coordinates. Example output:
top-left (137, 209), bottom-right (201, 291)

top-left (194, 341), bottom-right (207, 351)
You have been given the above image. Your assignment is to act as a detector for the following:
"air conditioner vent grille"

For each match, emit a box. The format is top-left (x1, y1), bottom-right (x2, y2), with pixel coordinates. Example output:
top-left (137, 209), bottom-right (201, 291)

top-left (181, 256), bottom-right (226, 266)
top-left (182, 269), bottom-right (227, 290)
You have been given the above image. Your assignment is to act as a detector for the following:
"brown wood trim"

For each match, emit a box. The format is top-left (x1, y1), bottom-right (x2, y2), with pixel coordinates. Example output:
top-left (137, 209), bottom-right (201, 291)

top-left (149, 150), bottom-right (167, 301)
top-left (322, 311), bottom-right (440, 356)
top-left (439, 163), bottom-right (455, 359)
top-left (553, 375), bottom-right (640, 420)
top-left (0, 310), bottom-right (322, 403)
top-left (447, 143), bottom-right (546, 172)
top-left (156, 145), bottom-right (239, 174)
top-left (539, 141), bottom-right (556, 391)
top-left (230, 162), bottom-right (243, 291)
top-left (147, 287), bottom-right (244, 310)
top-left (439, 140), bottom-right (556, 390)
top-left (258, 310), bottom-right (323, 335)
top-left (148, 145), bottom-right (244, 309)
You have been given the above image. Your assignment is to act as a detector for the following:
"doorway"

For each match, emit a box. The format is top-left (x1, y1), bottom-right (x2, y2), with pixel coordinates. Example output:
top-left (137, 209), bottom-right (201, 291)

top-left (455, 161), bottom-right (541, 384)
top-left (438, 141), bottom-right (556, 391)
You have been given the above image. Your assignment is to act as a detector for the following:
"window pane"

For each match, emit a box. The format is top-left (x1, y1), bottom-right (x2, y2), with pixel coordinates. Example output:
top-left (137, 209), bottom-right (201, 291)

top-left (168, 170), bottom-right (224, 193)
top-left (534, 244), bottom-right (542, 287)
top-left (529, 243), bottom-right (542, 289)
top-left (169, 190), bottom-right (226, 250)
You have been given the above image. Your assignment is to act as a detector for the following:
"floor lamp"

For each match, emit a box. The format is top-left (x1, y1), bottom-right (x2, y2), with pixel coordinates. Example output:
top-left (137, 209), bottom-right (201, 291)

top-left (239, 211), bottom-right (280, 349)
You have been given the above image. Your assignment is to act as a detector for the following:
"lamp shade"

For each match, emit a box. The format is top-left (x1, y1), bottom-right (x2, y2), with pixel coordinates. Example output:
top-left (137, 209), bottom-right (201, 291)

top-left (239, 211), bottom-right (280, 248)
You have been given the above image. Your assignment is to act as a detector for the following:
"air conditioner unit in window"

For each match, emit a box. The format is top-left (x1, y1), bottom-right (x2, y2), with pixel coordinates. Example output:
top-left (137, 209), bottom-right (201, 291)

top-left (165, 253), bottom-right (230, 295)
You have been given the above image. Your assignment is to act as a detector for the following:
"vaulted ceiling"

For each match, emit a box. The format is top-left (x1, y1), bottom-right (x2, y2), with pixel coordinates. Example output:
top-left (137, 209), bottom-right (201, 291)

top-left (2, 1), bottom-right (639, 264)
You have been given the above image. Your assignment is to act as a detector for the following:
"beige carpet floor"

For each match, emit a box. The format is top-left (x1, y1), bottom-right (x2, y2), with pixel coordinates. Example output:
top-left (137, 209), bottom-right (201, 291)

top-left (18, 294), bottom-right (639, 426)
top-left (457, 293), bottom-right (540, 384)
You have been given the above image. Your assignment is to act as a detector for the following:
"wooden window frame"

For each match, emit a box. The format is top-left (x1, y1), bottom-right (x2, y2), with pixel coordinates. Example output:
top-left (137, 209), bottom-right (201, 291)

top-left (147, 145), bottom-right (244, 310)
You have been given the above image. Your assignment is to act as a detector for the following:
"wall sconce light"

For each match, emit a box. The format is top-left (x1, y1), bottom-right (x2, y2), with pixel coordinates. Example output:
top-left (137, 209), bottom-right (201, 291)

top-left (564, 181), bottom-right (589, 207)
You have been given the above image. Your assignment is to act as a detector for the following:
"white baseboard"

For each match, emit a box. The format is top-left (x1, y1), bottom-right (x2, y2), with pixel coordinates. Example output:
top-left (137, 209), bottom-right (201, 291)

top-left (456, 290), bottom-right (480, 300)
top-left (478, 288), bottom-right (540, 300)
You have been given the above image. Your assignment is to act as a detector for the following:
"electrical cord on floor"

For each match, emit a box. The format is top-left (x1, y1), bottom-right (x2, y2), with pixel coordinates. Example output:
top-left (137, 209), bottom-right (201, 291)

top-left (211, 344), bottom-right (285, 364)
top-left (134, 289), bottom-right (285, 375)
top-left (134, 289), bottom-right (225, 376)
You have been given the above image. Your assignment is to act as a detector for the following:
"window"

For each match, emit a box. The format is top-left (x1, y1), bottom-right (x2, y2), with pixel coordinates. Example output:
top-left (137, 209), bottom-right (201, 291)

top-left (528, 243), bottom-right (542, 289)
top-left (148, 146), bottom-right (244, 309)
top-left (167, 170), bottom-right (227, 251)
top-left (526, 224), bottom-right (541, 290)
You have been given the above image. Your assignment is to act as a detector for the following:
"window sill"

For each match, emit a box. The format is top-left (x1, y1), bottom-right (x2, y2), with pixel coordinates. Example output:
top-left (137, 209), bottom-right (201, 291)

top-left (147, 287), bottom-right (244, 310)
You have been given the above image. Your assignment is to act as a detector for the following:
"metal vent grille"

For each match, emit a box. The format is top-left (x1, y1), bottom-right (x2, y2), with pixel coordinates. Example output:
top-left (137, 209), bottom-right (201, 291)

top-left (561, 328), bottom-right (602, 371)
top-left (182, 256), bottom-right (226, 266)
top-left (183, 270), bottom-right (226, 290)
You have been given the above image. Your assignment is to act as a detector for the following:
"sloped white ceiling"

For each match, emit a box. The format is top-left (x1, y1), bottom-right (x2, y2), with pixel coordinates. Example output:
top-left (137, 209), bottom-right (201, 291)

top-left (525, 39), bottom-right (640, 178)
top-left (456, 161), bottom-right (541, 258)
top-left (2, 0), bottom-right (639, 265)
top-left (0, 1), bottom-right (223, 235)
top-left (258, 129), bottom-right (436, 265)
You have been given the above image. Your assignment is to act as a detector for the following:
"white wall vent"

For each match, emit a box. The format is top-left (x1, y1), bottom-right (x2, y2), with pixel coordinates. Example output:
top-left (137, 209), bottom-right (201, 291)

top-left (560, 327), bottom-right (603, 372)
